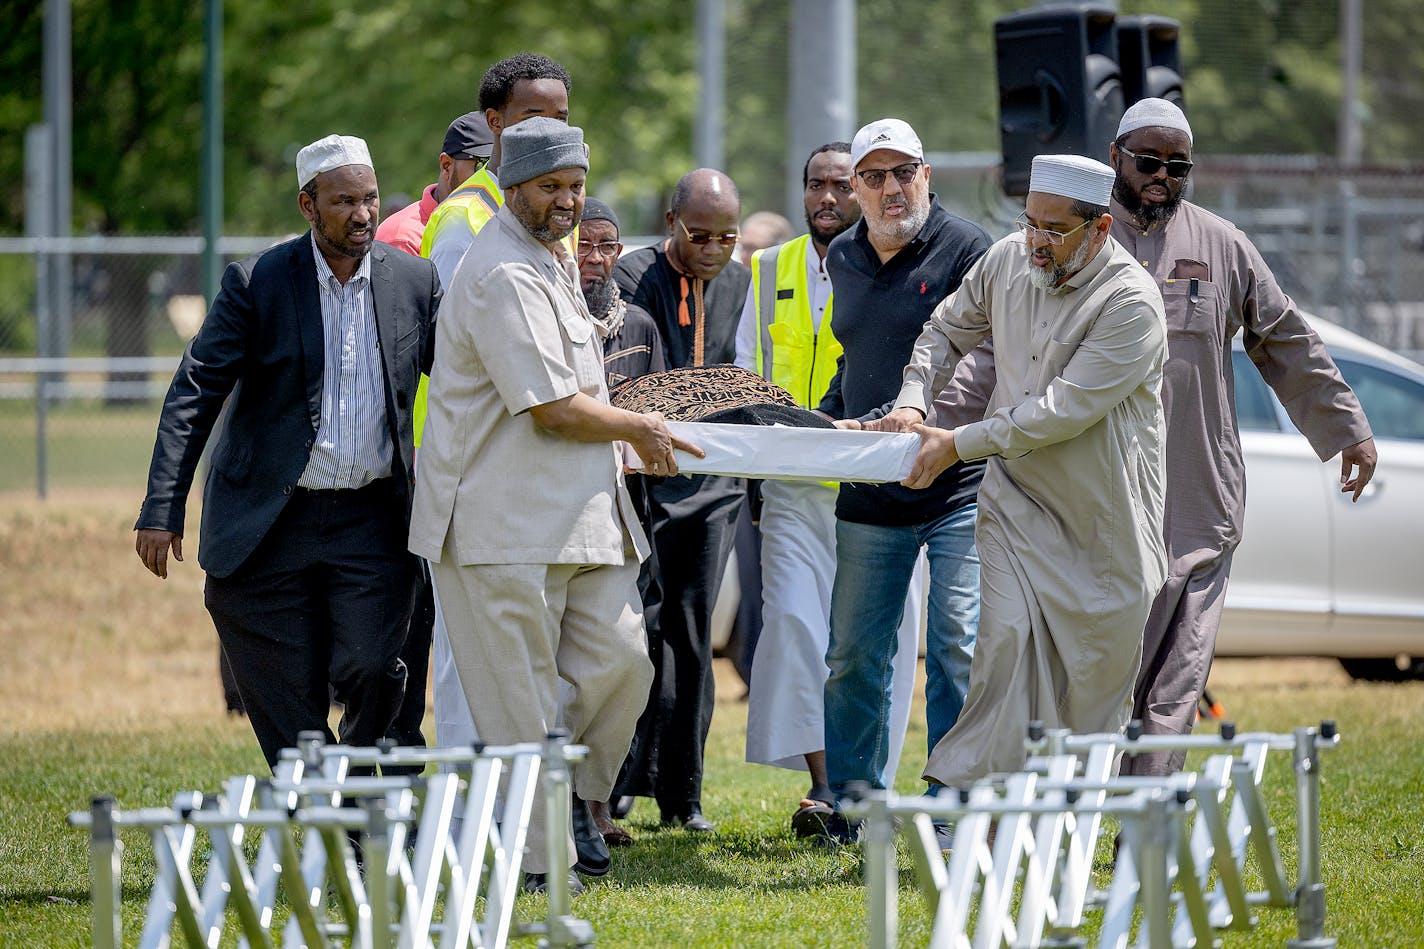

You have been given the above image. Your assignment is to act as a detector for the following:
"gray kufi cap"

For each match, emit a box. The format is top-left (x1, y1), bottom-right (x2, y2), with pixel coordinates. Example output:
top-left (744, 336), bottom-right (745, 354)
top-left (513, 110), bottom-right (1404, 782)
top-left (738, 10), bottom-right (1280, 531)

top-left (296, 134), bottom-right (373, 189)
top-left (1117, 98), bottom-right (1193, 144)
top-left (498, 117), bottom-right (588, 188)
top-left (1030, 155), bottom-right (1115, 206)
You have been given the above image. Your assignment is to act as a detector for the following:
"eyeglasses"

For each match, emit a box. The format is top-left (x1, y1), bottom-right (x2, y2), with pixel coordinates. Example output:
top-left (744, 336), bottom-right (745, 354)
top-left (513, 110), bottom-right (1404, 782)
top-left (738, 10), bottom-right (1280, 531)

top-left (1117, 146), bottom-right (1193, 179)
top-left (1014, 213), bottom-right (1094, 246)
top-left (677, 218), bottom-right (740, 247)
top-left (855, 161), bottom-right (922, 190)
top-left (576, 240), bottom-right (622, 260)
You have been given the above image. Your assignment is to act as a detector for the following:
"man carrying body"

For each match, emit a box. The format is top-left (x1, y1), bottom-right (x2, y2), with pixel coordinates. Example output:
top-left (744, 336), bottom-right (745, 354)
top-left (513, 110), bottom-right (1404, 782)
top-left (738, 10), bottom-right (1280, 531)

top-left (409, 119), bottom-right (696, 894)
top-left (376, 111), bottom-right (494, 256)
top-left (887, 154), bottom-right (1168, 787)
top-left (612, 168), bottom-right (752, 832)
top-left (136, 135), bottom-right (440, 768)
top-left (735, 142), bottom-right (922, 835)
top-left (1107, 99), bottom-right (1375, 775)
top-left (815, 119), bottom-right (993, 843)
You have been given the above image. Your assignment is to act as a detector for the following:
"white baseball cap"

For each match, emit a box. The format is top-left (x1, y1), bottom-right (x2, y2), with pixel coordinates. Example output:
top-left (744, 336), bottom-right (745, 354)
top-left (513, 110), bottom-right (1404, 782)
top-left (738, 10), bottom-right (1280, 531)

top-left (850, 118), bottom-right (924, 170)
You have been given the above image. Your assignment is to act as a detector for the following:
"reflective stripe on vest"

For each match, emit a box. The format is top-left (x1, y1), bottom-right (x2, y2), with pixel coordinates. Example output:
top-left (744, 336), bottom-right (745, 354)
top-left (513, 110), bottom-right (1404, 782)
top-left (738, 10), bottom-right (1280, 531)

top-left (749, 234), bottom-right (843, 410)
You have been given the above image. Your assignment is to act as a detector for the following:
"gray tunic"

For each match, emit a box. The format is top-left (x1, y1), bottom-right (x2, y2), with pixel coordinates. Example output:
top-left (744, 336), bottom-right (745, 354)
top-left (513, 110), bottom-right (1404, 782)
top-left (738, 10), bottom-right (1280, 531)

top-left (895, 233), bottom-right (1169, 785)
top-left (1110, 199), bottom-right (1372, 771)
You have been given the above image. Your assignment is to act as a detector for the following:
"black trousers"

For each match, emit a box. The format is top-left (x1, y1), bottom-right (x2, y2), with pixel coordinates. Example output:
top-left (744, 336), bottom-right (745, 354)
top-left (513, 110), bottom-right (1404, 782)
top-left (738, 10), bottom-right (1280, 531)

top-left (614, 473), bottom-right (743, 815)
top-left (382, 564), bottom-right (434, 775)
top-left (205, 479), bottom-right (420, 770)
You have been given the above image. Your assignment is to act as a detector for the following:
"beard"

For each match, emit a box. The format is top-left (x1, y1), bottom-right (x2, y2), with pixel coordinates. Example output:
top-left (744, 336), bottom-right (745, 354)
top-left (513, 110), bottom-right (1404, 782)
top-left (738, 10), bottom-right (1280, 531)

top-left (509, 189), bottom-right (577, 244)
top-left (806, 207), bottom-right (855, 245)
top-left (865, 195), bottom-right (929, 247)
top-left (311, 207), bottom-right (373, 259)
top-left (583, 275), bottom-right (620, 320)
top-left (1026, 235), bottom-right (1095, 291)
top-left (1112, 176), bottom-right (1184, 228)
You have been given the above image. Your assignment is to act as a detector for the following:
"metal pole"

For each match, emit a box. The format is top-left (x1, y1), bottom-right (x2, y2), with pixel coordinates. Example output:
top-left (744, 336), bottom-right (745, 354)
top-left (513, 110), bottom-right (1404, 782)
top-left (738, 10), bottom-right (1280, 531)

top-left (860, 789), bottom-right (897, 949)
top-left (787, 0), bottom-right (856, 223)
top-left (42, 0), bottom-right (72, 363)
top-left (201, 0), bottom-right (224, 305)
top-left (694, 0), bottom-right (725, 171)
top-left (1338, 0), bottom-right (1363, 166)
top-left (89, 796), bottom-right (122, 949)
top-left (24, 125), bottom-right (52, 499)
top-left (1286, 726), bottom-right (1337, 949)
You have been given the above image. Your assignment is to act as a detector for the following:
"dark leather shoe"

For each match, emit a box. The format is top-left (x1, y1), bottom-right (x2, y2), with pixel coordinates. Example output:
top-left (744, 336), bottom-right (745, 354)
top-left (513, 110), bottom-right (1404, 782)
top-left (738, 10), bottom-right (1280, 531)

top-left (522, 871), bottom-right (586, 896)
top-left (571, 797), bottom-right (611, 876)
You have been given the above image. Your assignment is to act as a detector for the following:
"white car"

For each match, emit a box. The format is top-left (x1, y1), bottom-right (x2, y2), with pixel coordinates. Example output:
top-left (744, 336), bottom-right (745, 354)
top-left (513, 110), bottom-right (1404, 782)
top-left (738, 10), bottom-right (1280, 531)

top-left (1220, 314), bottom-right (1424, 681)
top-left (716, 314), bottom-right (1424, 682)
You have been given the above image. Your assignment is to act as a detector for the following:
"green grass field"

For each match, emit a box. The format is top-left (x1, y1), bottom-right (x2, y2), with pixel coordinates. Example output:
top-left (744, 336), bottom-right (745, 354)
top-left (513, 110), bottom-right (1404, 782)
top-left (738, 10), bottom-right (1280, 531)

top-left (1, 499), bottom-right (1422, 947)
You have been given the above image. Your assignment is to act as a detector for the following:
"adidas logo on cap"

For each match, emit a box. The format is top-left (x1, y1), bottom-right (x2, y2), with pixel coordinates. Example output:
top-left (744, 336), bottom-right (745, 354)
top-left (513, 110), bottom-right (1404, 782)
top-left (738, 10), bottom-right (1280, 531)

top-left (872, 132), bottom-right (892, 144)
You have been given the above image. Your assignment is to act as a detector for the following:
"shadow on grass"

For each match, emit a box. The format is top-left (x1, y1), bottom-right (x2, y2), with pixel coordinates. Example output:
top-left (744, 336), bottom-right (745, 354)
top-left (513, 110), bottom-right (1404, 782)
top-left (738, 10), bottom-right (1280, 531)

top-left (2, 886), bottom-right (126, 906)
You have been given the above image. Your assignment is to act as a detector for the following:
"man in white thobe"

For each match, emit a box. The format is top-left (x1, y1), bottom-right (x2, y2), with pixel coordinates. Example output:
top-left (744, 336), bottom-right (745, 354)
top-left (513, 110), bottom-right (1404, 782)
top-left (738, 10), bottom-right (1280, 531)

top-left (879, 154), bottom-right (1169, 785)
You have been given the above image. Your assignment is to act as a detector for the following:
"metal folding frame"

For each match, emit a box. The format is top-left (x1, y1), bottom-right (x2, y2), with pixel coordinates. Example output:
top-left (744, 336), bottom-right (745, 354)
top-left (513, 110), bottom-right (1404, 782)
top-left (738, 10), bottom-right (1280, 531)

top-left (70, 732), bottom-right (597, 949)
top-left (847, 720), bottom-right (1340, 949)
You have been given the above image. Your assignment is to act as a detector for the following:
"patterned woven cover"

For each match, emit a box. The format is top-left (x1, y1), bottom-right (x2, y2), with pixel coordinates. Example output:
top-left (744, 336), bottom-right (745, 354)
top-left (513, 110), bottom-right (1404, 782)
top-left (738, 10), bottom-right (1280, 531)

top-left (609, 365), bottom-right (800, 421)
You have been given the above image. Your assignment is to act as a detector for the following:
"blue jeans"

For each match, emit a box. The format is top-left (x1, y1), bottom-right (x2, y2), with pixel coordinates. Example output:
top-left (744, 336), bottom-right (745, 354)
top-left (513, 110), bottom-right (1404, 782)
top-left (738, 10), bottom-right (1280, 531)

top-left (824, 504), bottom-right (979, 799)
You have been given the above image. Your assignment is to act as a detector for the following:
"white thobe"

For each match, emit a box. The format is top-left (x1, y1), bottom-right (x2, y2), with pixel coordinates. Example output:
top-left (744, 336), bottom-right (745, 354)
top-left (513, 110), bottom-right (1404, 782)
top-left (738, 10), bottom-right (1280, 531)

top-left (894, 233), bottom-right (1168, 785)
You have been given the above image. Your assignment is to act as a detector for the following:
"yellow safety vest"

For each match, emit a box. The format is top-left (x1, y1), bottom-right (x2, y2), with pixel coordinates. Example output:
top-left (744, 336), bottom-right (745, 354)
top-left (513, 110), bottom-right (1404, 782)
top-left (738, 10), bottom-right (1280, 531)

top-left (749, 234), bottom-right (843, 409)
top-left (413, 169), bottom-right (503, 447)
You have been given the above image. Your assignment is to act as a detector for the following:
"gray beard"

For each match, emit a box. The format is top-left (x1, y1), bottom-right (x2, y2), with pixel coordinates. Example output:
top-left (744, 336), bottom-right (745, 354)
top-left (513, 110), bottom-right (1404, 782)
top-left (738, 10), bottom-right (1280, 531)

top-left (866, 198), bottom-right (930, 248)
top-left (583, 277), bottom-right (626, 338)
top-left (1027, 237), bottom-right (1095, 291)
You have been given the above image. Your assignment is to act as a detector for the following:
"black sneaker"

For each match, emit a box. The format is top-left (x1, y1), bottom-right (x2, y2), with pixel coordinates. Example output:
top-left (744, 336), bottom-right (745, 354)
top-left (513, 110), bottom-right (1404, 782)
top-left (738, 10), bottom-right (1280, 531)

top-left (660, 805), bottom-right (715, 833)
top-left (522, 871), bottom-right (586, 896)
top-left (816, 812), bottom-right (862, 848)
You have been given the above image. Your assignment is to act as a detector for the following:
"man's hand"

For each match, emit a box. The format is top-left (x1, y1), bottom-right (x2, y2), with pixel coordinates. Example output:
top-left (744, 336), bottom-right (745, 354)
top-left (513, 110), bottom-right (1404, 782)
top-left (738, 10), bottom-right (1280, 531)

top-left (1340, 436), bottom-right (1378, 501)
top-left (864, 406), bottom-right (925, 433)
top-left (833, 418), bottom-right (862, 430)
top-left (902, 424), bottom-right (959, 490)
top-left (629, 411), bottom-right (704, 478)
top-left (136, 529), bottom-right (183, 579)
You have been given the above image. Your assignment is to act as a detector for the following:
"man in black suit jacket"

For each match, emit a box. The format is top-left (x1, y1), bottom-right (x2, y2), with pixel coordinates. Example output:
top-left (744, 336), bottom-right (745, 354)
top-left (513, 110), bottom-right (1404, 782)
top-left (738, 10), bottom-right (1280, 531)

top-left (136, 134), bottom-right (441, 768)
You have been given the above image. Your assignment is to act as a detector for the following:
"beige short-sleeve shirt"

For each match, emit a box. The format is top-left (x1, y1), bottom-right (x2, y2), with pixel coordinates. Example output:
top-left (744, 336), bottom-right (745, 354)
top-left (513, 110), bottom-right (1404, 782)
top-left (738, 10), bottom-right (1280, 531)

top-left (409, 205), bottom-right (649, 566)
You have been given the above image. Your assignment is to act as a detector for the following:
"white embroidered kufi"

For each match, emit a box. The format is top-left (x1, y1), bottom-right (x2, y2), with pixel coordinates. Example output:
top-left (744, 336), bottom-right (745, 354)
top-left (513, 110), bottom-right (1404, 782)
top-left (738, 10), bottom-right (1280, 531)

top-left (1117, 98), bottom-right (1193, 144)
top-left (1029, 154), bottom-right (1115, 206)
top-left (296, 134), bottom-right (373, 188)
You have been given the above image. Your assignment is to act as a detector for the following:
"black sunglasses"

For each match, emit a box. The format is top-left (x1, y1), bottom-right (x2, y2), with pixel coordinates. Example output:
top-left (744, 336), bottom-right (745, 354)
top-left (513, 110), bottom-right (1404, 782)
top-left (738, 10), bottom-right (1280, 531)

top-left (1118, 146), bottom-right (1193, 179)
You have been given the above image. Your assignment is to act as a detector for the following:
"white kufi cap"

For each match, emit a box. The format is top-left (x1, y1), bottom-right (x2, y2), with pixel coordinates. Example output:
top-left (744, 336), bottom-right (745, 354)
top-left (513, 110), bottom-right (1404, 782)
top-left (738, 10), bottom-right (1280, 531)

top-left (1029, 154), bottom-right (1115, 206)
top-left (295, 134), bottom-right (373, 189)
top-left (850, 118), bottom-right (924, 169)
top-left (1117, 97), bottom-right (1193, 144)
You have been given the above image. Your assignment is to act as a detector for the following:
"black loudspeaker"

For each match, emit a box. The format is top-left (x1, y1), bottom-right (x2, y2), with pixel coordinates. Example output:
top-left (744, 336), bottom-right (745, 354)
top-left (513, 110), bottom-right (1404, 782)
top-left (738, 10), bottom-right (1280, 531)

top-left (995, 5), bottom-right (1125, 196)
top-left (1117, 15), bottom-right (1185, 110)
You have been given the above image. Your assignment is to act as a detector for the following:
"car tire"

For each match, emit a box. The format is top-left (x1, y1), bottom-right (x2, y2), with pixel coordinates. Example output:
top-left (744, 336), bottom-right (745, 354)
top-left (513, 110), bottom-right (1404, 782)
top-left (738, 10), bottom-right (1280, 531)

top-left (1339, 656), bottom-right (1424, 682)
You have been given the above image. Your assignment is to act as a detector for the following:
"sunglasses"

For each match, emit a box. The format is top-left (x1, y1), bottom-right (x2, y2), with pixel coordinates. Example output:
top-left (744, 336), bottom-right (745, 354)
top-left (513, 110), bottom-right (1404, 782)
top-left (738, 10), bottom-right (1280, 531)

top-left (677, 218), bottom-right (740, 247)
top-left (855, 161), bottom-right (922, 190)
top-left (1118, 146), bottom-right (1193, 179)
top-left (576, 240), bottom-right (622, 260)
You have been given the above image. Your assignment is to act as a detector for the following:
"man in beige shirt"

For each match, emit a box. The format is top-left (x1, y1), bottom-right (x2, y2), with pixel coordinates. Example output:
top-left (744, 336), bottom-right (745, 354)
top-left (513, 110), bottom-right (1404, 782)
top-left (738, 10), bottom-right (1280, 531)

top-left (883, 155), bottom-right (1168, 786)
top-left (408, 118), bottom-right (697, 894)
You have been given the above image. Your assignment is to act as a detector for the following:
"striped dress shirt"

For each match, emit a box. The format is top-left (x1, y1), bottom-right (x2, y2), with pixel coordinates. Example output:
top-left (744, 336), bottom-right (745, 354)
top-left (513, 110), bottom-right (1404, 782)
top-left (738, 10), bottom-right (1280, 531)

top-left (298, 235), bottom-right (393, 489)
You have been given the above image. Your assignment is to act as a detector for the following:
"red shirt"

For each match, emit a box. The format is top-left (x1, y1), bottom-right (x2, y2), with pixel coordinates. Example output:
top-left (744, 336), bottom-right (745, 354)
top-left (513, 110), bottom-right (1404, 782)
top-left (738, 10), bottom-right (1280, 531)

top-left (375, 183), bottom-right (438, 257)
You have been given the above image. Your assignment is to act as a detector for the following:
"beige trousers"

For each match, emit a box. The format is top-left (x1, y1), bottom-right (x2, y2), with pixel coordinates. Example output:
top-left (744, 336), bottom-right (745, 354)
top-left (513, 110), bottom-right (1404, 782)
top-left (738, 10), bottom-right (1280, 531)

top-left (432, 552), bottom-right (652, 874)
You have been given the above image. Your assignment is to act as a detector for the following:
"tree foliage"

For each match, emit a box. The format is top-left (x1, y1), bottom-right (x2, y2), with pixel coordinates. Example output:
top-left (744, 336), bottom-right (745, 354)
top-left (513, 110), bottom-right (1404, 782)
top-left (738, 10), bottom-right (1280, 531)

top-left (2, 0), bottom-right (1422, 238)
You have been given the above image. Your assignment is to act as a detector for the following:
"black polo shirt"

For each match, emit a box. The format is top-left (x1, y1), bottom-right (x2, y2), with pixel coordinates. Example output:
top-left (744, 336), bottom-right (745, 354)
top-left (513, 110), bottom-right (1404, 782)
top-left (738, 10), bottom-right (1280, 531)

top-left (819, 196), bottom-right (992, 526)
